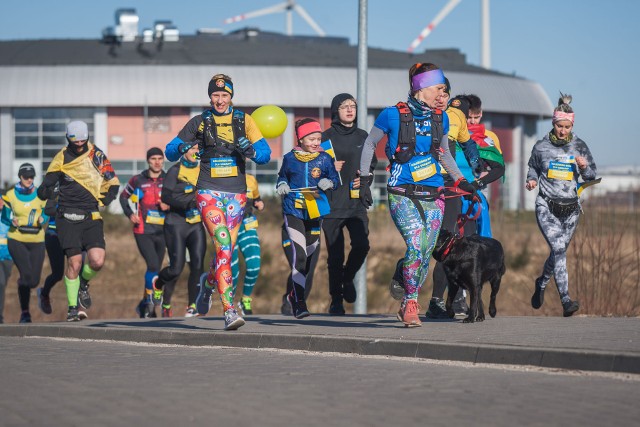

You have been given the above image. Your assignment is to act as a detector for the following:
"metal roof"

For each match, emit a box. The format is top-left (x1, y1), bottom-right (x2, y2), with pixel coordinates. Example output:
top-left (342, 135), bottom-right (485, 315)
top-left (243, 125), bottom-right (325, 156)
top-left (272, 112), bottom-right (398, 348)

top-left (0, 30), bottom-right (553, 116)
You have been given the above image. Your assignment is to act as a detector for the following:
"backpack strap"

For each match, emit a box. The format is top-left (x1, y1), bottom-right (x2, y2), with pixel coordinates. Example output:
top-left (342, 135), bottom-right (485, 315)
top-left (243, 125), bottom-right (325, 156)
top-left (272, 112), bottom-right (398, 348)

top-left (392, 102), bottom-right (417, 164)
top-left (430, 109), bottom-right (443, 159)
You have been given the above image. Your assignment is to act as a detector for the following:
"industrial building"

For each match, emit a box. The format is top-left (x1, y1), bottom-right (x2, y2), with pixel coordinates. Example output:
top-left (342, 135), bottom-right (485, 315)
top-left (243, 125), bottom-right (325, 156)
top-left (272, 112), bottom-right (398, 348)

top-left (0, 9), bottom-right (552, 210)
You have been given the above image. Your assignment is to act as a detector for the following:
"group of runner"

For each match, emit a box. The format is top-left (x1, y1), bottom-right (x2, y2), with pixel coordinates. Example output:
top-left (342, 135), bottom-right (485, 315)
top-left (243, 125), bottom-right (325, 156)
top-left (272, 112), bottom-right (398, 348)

top-left (0, 65), bottom-right (596, 327)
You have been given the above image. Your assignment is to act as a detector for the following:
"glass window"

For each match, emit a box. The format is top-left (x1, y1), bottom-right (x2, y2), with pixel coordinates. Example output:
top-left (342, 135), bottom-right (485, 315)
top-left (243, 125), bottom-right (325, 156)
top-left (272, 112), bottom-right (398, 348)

top-left (14, 108), bottom-right (94, 119)
top-left (43, 148), bottom-right (62, 159)
top-left (15, 135), bottom-right (39, 146)
top-left (43, 122), bottom-right (67, 132)
top-left (15, 123), bottom-right (38, 132)
top-left (43, 135), bottom-right (66, 147)
top-left (16, 148), bottom-right (40, 158)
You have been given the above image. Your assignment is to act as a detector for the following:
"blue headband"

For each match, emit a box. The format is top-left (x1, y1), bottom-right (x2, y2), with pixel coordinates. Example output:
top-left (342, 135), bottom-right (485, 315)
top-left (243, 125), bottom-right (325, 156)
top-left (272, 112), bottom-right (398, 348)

top-left (411, 69), bottom-right (446, 92)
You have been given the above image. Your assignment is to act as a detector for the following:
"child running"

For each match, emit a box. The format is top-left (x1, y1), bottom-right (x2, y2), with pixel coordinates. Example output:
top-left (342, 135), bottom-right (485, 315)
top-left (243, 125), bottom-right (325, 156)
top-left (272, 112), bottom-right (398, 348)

top-left (276, 118), bottom-right (340, 319)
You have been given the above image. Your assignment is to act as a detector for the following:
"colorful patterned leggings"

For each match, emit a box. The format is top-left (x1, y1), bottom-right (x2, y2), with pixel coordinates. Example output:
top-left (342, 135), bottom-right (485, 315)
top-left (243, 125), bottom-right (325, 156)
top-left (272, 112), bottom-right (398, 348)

top-left (231, 223), bottom-right (261, 298)
top-left (388, 193), bottom-right (444, 302)
top-left (196, 190), bottom-right (246, 311)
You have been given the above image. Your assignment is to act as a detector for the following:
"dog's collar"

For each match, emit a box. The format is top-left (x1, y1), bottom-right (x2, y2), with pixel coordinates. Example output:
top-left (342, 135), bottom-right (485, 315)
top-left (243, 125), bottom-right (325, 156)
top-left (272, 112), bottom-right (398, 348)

top-left (432, 232), bottom-right (462, 262)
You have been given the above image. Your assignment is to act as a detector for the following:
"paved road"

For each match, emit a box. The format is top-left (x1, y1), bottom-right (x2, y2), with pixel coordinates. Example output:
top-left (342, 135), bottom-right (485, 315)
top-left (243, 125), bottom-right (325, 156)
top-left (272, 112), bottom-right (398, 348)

top-left (1, 336), bottom-right (638, 427)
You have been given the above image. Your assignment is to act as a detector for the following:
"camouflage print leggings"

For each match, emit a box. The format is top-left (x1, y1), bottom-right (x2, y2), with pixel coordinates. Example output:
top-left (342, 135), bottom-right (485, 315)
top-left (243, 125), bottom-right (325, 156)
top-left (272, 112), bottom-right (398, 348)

top-left (535, 196), bottom-right (580, 303)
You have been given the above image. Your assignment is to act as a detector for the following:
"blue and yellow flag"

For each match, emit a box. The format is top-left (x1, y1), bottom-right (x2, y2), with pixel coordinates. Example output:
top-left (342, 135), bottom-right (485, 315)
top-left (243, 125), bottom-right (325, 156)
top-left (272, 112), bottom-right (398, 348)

top-left (130, 188), bottom-right (144, 203)
top-left (303, 192), bottom-right (330, 219)
top-left (577, 177), bottom-right (602, 197)
top-left (321, 139), bottom-right (335, 159)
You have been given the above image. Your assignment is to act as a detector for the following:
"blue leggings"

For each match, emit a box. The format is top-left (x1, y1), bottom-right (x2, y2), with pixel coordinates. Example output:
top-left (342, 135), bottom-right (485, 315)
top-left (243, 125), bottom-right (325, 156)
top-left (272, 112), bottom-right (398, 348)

top-left (388, 193), bottom-right (444, 302)
top-left (231, 224), bottom-right (261, 297)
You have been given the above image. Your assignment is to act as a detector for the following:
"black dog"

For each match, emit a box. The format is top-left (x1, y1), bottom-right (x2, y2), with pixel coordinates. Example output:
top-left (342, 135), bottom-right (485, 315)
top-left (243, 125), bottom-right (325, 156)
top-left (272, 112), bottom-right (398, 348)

top-left (431, 228), bottom-right (506, 323)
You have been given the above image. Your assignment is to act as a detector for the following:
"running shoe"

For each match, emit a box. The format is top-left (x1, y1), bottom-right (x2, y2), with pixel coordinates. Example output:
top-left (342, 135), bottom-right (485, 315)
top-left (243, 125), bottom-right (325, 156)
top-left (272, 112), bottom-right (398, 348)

top-left (135, 298), bottom-right (156, 318)
top-left (424, 297), bottom-right (449, 319)
top-left (224, 308), bottom-right (245, 331)
top-left (37, 288), bottom-right (52, 315)
top-left (343, 278), bottom-right (357, 304)
top-left (397, 299), bottom-right (421, 327)
top-left (328, 297), bottom-right (345, 316)
top-left (184, 305), bottom-right (198, 318)
top-left (389, 258), bottom-right (405, 300)
top-left (562, 299), bottom-right (580, 317)
top-left (195, 273), bottom-right (214, 315)
top-left (19, 311), bottom-right (32, 323)
top-left (287, 293), bottom-right (310, 319)
top-left (531, 277), bottom-right (545, 309)
top-left (239, 296), bottom-right (253, 315)
top-left (78, 276), bottom-right (92, 309)
top-left (151, 276), bottom-right (163, 306)
top-left (280, 294), bottom-right (293, 316)
top-left (452, 295), bottom-right (469, 319)
top-left (162, 305), bottom-right (173, 318)
top-left (66, 307), bottom-right (80, 322)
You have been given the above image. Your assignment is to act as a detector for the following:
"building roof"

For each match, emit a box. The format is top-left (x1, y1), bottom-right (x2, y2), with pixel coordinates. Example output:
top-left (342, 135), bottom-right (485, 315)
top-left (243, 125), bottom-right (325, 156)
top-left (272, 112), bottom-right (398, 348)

top-left (0, 29), bottom-right (553, 116)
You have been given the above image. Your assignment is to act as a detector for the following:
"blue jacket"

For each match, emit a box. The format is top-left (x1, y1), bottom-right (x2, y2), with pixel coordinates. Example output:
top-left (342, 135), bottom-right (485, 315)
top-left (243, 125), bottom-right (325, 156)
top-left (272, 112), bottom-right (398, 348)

top-left (277, 151), bottom-right (341, 219)
top-left (0, 222), bottom-right (11, 260)
top-left (375, 106), bottom-right (450, 188)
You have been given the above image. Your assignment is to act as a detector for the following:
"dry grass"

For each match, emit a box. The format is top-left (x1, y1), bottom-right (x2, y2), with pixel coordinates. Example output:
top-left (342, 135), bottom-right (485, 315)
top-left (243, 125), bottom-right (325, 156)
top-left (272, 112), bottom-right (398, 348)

top-left (2, 198), bottom-right (639, 323)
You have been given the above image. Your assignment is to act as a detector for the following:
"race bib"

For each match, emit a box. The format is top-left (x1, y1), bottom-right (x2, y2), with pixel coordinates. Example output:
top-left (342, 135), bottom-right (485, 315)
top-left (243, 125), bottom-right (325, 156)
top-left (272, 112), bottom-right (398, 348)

top-left (210, 157), bottom-right (238, 178)
top-left (146, 210), bottom-right (166, 225)
top-left (409, 156), bottom-right (437, 181)
top-left (243, 215), bottom-right (259, 230)
top-left (547, 160), bottom-right (574, 181)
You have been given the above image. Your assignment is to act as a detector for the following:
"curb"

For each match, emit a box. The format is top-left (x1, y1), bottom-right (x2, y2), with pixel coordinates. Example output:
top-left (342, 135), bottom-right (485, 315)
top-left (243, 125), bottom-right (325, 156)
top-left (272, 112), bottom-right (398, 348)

top-left (1, 323), bottom-right (638, 375)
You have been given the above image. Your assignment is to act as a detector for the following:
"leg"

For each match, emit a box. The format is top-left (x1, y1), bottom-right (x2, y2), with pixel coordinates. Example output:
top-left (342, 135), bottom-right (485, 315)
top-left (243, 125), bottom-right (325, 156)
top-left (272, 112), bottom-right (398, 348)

top-left (185, 225), bottom-right (206, 307)
top-left (488, 274), bottom-right (501, 318)
top-left (282, 215), bottom-right (310, 301)
top-left (343, 215), bottom-right (370, 281)
top-left (43, 232), bottom-right (65, 296)
top-left (238, 227), bottom-right (261, 297)
top-left (322, 218), bottom-right (346, 300)
top-left (431, 196), bottom-right (460, 300)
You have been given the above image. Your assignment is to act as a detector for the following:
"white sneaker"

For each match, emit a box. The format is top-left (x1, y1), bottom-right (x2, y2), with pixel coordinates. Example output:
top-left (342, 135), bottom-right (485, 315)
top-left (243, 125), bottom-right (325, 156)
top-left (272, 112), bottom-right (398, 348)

top-left (224, 308), bottom-right (245, 331)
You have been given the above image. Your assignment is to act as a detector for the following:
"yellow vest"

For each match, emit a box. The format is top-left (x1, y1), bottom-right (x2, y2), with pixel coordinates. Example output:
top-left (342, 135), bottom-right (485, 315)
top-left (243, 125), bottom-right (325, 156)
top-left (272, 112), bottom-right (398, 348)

top-left (2, 189), bottom-right (46, 243)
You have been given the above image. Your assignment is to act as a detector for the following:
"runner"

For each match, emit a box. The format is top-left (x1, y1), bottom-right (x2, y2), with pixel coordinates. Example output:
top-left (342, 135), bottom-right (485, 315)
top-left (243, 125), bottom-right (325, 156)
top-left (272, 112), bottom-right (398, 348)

top-left (119, 147), bottom-right (169, 318)
top-left (231, 173), bottom-right (264, 316)
top-left (37, 121), bottom-right (120, 321)
top-left (276, 118), bottom-right (340, 319)
top-left (1, 163), bottom-right (48, 323)
top-left (165, 73), bottom-right (271, 330)
top-left (151, 145), bottom-right (206, 318)
top-left (0, 194), bottom-right (12, 324)
top-left (359, 63), bottom-right (476, 327)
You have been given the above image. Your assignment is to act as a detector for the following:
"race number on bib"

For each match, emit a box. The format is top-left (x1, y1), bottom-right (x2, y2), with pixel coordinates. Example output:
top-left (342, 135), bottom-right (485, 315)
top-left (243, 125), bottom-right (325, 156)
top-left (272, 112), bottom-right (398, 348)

top-left (210, 157), bottom-right (238, 178)
top-left (409, 157), bottom-right (436, 181)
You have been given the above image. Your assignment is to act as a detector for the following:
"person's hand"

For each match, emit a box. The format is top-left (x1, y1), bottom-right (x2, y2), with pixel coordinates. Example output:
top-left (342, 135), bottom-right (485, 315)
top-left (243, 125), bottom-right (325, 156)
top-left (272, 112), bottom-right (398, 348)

top-left (457, 179), bottom-right (478, 201)
top-left (334, 160), bottom-right (345, 172)
top-left (129, 213), bottom-right (141, 224)
top-left (359, 174), bottom-right (374, 208)
top-left (575, 156), bottom-right (587, 170)
top-left (317, 178), bottom-right (333, 191)
top-left (38, 217), bottom-right (45, 225)
top-left (11, 218), bottom-right (19, 227)
top-left (352, 176), bottom-right (361, 189)
top-left (526, 180), bottom-right (537, 191)
top-left (159, 202), bottom-right (170, 211)
top-left (276, 182), bottom-right (291, 196)
top-left (254, 200), bottom-right (265, 211)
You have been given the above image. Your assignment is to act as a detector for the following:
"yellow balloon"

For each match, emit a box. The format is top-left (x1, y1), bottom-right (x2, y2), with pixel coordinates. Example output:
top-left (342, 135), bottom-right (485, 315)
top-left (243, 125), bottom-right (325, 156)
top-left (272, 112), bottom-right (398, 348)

top-left (251, 105), bottom-right (288, 139)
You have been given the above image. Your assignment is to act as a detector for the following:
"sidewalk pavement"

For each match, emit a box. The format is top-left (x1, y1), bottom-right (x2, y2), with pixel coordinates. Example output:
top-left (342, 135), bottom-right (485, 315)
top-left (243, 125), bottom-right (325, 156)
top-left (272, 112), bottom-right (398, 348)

top-left (1, 314), bottom-right (638, 374)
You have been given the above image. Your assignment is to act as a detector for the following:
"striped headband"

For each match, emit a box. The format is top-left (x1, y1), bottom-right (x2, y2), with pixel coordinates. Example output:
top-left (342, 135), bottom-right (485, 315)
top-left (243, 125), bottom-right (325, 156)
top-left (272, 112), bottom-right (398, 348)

top-left (208, 77), bottom-right (234, 98)
top-left (552, 111), bottom-right (575, 124)
top-left (296, 121), bottom-right (322, 140)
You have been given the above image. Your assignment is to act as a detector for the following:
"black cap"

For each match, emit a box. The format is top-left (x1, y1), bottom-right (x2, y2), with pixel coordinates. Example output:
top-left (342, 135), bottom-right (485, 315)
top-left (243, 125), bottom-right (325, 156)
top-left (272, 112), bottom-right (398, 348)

top-left (18, 163), bottom-right (36, 179)
top-left (146, 147), bottom-right (164, 160)
top-left (449, 95), bottom-right (471, 119)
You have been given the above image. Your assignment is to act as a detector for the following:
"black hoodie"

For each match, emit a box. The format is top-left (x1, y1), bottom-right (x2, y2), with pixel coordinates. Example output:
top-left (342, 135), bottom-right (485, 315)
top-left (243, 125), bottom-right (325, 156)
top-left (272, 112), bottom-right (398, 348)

top-left (321, 93), bottom-right (377, 218)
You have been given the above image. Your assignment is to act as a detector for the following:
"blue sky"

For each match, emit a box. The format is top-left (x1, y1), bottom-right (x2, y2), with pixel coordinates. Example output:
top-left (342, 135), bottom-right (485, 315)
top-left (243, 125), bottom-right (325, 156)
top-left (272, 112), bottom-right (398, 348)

top-left (1, 0), bottom-right (637, 167)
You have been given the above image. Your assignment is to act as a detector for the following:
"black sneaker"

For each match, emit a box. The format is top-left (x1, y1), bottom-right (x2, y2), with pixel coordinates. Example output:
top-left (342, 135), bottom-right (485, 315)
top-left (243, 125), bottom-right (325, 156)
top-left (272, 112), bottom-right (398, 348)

top-left (37, 288), bottom-right (53, 315)
top-left (531, 278), bottom-right (545, 309)
top-left (19, 311), bottom-right (32, 323)
top-left (452, 295), bottom-right (469, 318)
top-left (329, 298), bottom-right (345, 316)
top-left (135, 299), bottom-right (156, 318)
top-left (287, 293), bottom-right (310, 319)
top-left (389, 258), bottom-right (405, 301)
top-left (562, 300), bottom-right (580, 317)
top-left (424, 297), bottom-right (448, 319)
top-left (78, 276), bottom-right (92, 309)
top-left (343, 279), bottom-right (357, 304)
top-left (280, 294), bottom-right (293, 316)
top-left (66, 307), bottom-right (80, 322)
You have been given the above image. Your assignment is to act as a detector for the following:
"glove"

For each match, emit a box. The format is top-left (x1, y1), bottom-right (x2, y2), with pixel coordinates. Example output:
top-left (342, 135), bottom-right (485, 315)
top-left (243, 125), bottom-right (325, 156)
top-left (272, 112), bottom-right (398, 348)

top-left (457, 179), bottom-right (478, 201)
top-left (472, 179), bottom-right (486, 191)
top-left (317, 178), bottom-right (333, 191)
top-left (276, 182), bottom-right (291, 196)
top-left (178, 141), bottom-right (195, 154)
top-left (359, 174), bottom-right (374, 208)
top-left (237, 136), bottom-right (251, 151)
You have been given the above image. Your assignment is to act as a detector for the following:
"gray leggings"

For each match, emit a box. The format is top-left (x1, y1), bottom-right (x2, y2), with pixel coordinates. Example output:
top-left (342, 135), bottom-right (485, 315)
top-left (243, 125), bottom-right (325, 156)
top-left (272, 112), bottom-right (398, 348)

top-left (535, 197), bottom-right (580, 303)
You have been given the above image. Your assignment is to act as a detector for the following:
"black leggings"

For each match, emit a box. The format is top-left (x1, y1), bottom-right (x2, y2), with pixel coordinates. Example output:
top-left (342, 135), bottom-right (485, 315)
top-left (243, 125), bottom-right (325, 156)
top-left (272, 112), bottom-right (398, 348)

top-left (134, 232), bottom-right (166, 273)
top-left (43, 232), bottom-right (65, 297)
top-left (7, 239), bottom-right (45, 311)
top-left (159, 222), bottom-right (206, 306)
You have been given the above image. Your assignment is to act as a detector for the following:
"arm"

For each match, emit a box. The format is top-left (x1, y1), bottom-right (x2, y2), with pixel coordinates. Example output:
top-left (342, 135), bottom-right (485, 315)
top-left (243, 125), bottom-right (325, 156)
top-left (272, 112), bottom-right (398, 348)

top-left (576, 141), bottom-right (597, 181)
top-left (458, 137), bottom-right (484, 177)
top-left (525, 145), bottom-right (540, 190)
top-left (166, 117), bottom-right (201, 162)
top-left (37, 171), bottom-right (61, 201)
top-left (0, 200), bottom-right (11, 226)
top-left (437, 133), bottom-right (465, 181)
top-left (161, 167), bottom-right (195, 211)
top-left (119, 176), bottom-right (136, 218)
top-left (474, 158), bottom-right (505, 189)
top-left (359, 126), bottom-right (385, 176)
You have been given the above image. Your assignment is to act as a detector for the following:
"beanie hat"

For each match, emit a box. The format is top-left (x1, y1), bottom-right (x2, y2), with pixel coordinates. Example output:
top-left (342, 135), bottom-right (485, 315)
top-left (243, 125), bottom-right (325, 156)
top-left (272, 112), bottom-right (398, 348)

top-left (66, 121), bottom-right (89, 142)
top-left (18, 163), bottom-right (36, 178)
top-left (208, 75), bottom-right (234, 98)
top-left (449, 95), bottom-right (471, 119)
top-left (146, 147), bottom-right (164, 160)
top-left (444, 77), bottom-right (451, 95)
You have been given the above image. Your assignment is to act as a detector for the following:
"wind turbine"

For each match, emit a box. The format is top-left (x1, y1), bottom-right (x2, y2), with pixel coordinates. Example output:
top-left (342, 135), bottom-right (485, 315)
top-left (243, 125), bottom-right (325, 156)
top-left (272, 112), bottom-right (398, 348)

top-left (407, 0), bottom-right (491, 69)
top-left (224, 0), bottom-right (326, 37)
